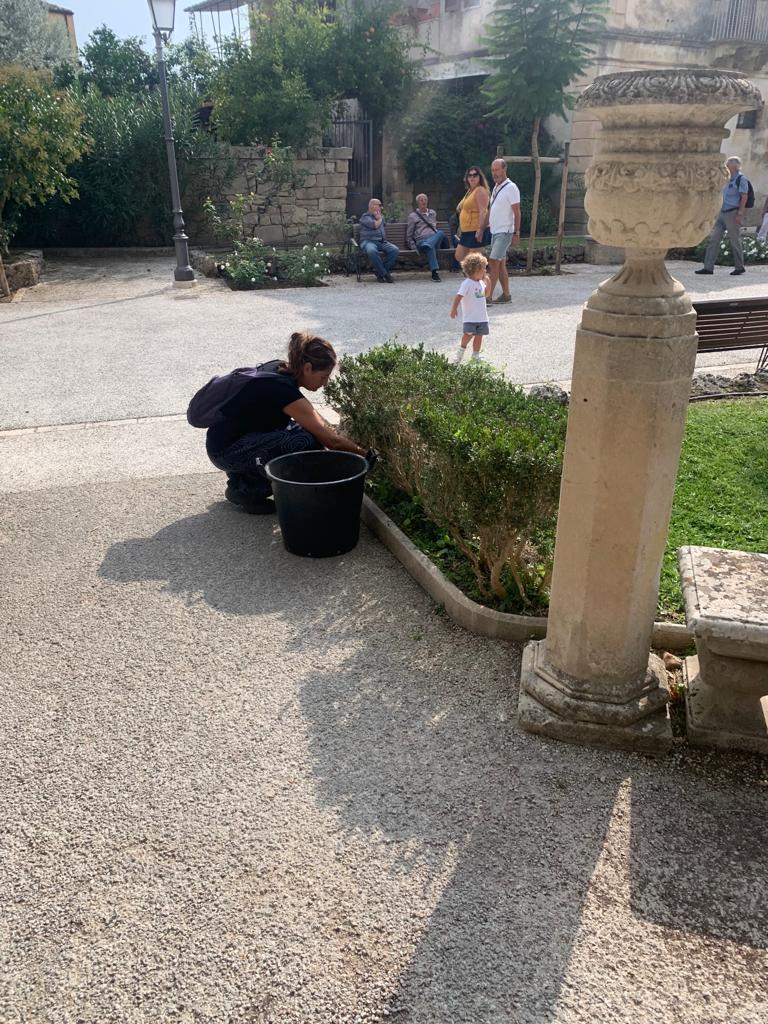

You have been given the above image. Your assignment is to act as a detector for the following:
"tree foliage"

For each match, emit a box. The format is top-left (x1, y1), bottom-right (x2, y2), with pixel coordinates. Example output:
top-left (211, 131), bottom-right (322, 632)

top-left (213, 0), bottom-right (338, 149)
top-left (0, 0), bottom-right (72, 69)
top-left (400, 82), bottom-right (504, 187)
top-left (334, 0), bottom-right (424, 126)
top-left (166, 37), bottom-right (219, 96)
top-left (483, 0), bottom-right (606, 268)
top-left (78, 26), bottom-right (157, 96)
top-left (14, 83), bottom-right (224, 247)
top-left (0, 66), bottom-right (87, 250)
top-left (482, 0), bottom-right (607, 126)
top-left (212, 0), bottom-right (422, 147)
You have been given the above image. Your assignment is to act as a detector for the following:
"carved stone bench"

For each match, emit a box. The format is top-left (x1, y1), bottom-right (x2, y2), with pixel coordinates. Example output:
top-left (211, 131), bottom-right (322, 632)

top-left (678, 546), bottom-right (768, 754)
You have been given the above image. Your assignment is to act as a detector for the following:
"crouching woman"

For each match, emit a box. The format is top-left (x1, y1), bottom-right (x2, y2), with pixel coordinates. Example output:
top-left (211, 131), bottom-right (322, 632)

top-left (206, 331), bottom-right (366, 513)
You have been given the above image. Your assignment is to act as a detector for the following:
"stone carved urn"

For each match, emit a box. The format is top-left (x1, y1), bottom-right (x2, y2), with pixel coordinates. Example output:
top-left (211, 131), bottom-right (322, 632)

top-left (582, 69), bottom-right (762, 254)
top-left (518, 69), bottom-right (764, 752)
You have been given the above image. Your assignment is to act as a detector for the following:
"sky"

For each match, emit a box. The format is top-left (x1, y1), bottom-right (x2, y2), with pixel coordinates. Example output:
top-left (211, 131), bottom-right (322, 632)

top-left (67, 1), bottom-right (204, 50)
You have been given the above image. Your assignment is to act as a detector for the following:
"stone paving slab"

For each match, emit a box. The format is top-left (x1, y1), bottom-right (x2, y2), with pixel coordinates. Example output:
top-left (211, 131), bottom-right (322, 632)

top-left (1, 256), bottom-right (767, 430)
top-left (1, 458), bottom-right (767, 1024)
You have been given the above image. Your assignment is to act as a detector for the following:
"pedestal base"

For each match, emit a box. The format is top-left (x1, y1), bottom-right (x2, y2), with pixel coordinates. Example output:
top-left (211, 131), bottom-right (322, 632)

top-left (173, 278), bottom-right (196, 289)
top-left (684, 656), bottom-right (768, 754)
top-left (518, 641), bottom-right (673, 754)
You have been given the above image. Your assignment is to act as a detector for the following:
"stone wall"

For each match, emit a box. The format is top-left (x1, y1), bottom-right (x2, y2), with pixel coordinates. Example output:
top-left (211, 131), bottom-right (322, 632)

top-left (191, 144), bottom-right (353, 246)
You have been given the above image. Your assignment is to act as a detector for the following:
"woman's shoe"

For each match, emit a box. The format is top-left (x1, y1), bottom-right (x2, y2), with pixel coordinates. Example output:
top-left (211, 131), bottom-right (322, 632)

top-left (225, 485), bottom-right (275, 515)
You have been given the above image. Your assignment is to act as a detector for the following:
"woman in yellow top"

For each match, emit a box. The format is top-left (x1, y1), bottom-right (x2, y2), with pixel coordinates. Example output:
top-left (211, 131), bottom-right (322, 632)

top-left (454, 166), bottom-right (490, 264)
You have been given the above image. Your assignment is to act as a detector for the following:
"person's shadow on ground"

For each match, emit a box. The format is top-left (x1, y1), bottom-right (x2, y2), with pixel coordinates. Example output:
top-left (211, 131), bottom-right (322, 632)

top-left (298, 648), bottom-right (768, 1020)
top-left (100, 500), bottom-right (768, 1021)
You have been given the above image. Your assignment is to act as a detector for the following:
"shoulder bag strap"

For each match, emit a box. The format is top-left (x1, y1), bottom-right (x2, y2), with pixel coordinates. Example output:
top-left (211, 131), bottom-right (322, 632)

top-left (490, 180), bottom-right (510, 209)
top-left (414, 210), bottom-right (438, 233)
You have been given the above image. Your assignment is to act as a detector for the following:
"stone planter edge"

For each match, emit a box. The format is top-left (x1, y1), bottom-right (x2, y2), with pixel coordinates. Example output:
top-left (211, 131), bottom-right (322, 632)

top-left (5, 249), bottom-right (44, 292)
top-left (362, 495), bottom-right (691, 651)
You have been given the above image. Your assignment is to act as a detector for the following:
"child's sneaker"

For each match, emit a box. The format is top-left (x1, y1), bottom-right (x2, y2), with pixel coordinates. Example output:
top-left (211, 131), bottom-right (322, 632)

top-left (454, 346), bottom-right (467, 364)
top-left (470, 352), bottom-right (483, 363)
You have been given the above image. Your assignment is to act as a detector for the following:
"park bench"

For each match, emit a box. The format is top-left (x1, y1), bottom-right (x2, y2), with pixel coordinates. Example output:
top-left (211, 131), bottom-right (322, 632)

top-left (348, 221), bottom-right (456, 282)
top-left (693, 296), bottom-right (768, 374)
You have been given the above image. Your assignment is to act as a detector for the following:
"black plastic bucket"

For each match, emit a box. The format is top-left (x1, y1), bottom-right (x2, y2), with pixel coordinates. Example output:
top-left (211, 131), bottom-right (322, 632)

top-left (265, 450), bottom-right (368, 558)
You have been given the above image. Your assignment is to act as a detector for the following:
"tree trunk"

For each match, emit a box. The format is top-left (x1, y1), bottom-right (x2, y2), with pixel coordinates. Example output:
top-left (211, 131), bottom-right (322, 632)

top-left (526, 116), bottom-right (542, 274)
top-left (0, 254), bottom-right (10, 302)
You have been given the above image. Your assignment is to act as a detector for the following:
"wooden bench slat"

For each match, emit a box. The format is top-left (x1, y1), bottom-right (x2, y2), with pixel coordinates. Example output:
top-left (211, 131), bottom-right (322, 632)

top-left (692, 298), bottom-right (768, 371)
top-left (349, 220), bottom-right (457, 281)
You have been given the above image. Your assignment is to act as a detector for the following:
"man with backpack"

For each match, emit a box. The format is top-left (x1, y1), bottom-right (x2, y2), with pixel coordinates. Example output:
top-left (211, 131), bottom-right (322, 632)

top-left (696, 156), bottom-right (753, 277)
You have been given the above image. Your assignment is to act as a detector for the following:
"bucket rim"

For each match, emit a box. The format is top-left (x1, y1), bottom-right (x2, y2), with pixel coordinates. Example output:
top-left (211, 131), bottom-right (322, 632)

top-left (265, 450), bottom-right (368, 487)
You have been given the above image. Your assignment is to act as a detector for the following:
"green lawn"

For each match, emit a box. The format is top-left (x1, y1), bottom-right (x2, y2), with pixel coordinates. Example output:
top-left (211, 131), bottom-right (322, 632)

top-left (518, 235), bottom-right (586, 250)
top-left (660, 399), bottom-right (768, 618)
top-left (370, 398), bottom-right (768, 623)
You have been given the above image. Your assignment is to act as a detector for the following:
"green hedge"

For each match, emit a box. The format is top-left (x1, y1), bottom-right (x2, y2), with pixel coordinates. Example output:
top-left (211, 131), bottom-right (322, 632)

top-left (325, 343), bottom-right (567, 609)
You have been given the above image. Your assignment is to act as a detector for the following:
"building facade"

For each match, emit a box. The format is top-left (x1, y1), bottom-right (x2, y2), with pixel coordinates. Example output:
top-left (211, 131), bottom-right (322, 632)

top-left (45, 2), bottom-right (77, 54)
top-left (389, 0), bottom-right (768, 228)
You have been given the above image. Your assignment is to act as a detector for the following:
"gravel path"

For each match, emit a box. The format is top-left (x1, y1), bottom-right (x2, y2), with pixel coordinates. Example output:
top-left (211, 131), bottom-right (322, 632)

top-left (1, 257), bottom-right (767, 1022)
top-left (2, 470), bottom-right (767, 1024)
top-left (1, 255), bottom-right (767, 429)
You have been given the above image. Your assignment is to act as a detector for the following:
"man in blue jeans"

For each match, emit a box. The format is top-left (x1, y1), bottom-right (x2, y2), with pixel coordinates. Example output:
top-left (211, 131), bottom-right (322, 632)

top-left (405, 193), bottom-right (446, 282)
top-left (359, 198), bottom-right (399, 282)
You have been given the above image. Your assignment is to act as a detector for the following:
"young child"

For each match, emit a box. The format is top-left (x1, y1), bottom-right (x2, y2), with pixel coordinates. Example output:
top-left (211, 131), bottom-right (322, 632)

top-left (450, 252), bottom-right (491, 363)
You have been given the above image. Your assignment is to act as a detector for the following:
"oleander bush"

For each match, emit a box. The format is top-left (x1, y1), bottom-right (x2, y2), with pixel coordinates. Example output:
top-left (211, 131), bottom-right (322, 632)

top-left (325, 343), bottom-right (568, 607)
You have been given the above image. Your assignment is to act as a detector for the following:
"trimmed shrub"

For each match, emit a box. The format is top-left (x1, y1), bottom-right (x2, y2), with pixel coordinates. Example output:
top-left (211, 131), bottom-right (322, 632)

top-left (325, 343), bottom-right (567, 607)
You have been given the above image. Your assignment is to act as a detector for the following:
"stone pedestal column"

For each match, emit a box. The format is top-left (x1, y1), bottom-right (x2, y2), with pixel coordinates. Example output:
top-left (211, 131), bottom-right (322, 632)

top-left (518, 69), bottom-right (763, 752)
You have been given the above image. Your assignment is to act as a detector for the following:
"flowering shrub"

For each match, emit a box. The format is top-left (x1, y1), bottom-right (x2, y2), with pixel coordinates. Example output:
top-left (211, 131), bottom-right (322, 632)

top-left (277, 243), bottom-right (331, 285)
top-left (217, 239), bottom-right (330, 288)
top-left (217, 238), bottom-right (273, 289)
top-left (691, 233), bottom-right (768, 265)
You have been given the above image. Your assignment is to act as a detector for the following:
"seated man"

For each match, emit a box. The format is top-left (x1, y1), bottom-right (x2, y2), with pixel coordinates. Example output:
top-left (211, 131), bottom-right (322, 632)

top-left (406, 193), bottom-right (446, 282)
top-left (358, 198), bottom-right (399, 282)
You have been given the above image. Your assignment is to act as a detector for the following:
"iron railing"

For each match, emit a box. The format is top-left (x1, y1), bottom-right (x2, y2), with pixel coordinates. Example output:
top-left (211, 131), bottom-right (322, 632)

top-left (711, 0), bottom-right (768, 43)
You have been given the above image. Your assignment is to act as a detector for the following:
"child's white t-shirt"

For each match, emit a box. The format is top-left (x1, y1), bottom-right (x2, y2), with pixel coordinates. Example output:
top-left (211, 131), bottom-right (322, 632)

top-left (457, 277), bottom-right (488, 323)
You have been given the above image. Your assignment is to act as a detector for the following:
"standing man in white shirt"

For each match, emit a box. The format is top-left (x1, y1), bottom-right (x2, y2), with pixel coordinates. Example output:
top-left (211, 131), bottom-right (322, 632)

top-left (485, 158), bottom-right (521, 303)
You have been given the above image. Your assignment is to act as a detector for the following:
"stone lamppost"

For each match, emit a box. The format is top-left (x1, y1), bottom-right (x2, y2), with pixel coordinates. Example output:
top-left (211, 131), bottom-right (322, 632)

top-left (519, 69), bottom-right (763, 752)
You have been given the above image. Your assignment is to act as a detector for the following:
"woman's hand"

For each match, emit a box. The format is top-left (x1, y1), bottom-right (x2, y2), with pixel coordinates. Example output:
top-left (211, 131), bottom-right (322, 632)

top-left (284, 397), bottom-right (365, 456)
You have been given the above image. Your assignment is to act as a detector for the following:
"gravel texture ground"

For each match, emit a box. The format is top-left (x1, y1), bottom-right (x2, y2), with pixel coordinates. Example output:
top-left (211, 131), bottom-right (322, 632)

top-left (1, 255), bottom-right (768, 429)
top-left (1, 258), bottom-right (767, 1023)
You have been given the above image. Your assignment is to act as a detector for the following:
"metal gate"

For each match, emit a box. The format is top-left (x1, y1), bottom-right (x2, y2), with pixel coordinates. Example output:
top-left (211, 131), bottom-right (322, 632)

top-left (327, 117), bottom-right (373, 217)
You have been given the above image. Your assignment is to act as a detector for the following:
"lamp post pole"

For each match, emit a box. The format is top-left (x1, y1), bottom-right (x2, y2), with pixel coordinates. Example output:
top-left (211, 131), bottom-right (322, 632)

top-left (152, 27), bottom-right (195, 285)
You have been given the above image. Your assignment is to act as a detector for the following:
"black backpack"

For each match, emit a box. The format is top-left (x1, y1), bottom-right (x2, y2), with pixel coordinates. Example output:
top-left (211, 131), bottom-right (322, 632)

top-left (187, 359), bottom-right (283, 428)
top-left (737, 173), bottom-right (755, 209)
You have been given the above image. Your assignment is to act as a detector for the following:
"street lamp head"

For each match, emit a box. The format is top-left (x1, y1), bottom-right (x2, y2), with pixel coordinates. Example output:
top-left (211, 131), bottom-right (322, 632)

top-left (147, 0), bottom-right (176, 38)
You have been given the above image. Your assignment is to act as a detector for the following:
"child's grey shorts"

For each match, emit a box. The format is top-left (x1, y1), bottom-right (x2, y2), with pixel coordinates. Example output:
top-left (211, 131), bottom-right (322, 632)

top-left (462, 321), bottom-right (489, 336)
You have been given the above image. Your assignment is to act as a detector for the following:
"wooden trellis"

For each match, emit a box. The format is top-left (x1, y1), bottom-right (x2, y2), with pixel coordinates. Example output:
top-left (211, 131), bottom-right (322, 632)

top-left (495, 142), bottom-right (571, 273)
